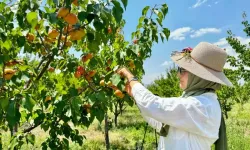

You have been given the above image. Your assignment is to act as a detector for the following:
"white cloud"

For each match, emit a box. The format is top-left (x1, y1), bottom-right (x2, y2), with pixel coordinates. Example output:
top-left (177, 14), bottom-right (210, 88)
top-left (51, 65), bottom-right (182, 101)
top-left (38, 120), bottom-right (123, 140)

top-left (214, 37), bottom-right (250, 57)
top-left (215, 1), bottom-right (219, 4)
top-left (161, 61), bottom-right (173, 67)
top-left (190, 28), bottom-right (221, 38)
top-left (192, 0), bottom-right (208, 8)
top-left (213, 37), bottom-right (228, 46)
top-left (170, 27), bottom-right (192, 41)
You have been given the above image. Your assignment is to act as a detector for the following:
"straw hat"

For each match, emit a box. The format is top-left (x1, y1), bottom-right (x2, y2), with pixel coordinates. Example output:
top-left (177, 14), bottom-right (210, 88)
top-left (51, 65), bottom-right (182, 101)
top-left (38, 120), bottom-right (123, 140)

top-left (171, 42), bottom-right (233, 86)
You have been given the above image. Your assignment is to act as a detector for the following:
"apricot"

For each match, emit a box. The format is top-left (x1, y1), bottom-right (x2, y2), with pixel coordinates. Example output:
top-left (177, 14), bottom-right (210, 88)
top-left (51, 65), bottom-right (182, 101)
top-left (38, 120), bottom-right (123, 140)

top-left (57, 7), bottom-right (69, 18)
top-left (48, 30), bottom-right (59, 39)
top-left (114, 90), bottom-right (124, 99)
top-left (64, 13), bottom-right (78, 25)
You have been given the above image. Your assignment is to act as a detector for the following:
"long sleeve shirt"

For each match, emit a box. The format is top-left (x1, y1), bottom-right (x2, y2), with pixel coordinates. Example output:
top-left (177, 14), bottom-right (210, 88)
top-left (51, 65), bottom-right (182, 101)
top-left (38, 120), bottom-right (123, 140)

top-left (132, 83), bottom-right (221, 150)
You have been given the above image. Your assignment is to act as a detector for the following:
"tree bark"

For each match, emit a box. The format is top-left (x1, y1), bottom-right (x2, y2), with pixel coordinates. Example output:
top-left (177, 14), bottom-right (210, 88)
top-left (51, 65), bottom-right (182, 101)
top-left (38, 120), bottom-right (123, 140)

top-left (104, 113), bottom-right (110, 150)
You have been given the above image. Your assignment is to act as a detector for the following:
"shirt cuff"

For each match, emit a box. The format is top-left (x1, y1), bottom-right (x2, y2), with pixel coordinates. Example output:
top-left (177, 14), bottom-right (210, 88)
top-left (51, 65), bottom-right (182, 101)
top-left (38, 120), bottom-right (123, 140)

top-left (131, 83), bottom-right (147, 100)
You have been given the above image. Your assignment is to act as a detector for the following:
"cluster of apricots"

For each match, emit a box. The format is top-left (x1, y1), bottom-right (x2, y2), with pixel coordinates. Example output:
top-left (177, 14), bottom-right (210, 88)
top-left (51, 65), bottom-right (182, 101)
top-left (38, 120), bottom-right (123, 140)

top-left (25, 0), bottom-right (87, 56)
top-left (74, 53), bottom-right (96, 82)
top-left (3, 60), bottom-right (24, 80)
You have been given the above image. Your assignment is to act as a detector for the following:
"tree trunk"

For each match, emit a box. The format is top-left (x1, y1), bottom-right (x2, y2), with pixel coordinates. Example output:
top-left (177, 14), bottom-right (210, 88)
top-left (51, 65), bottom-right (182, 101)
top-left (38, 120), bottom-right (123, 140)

top-left (114, 113), bottom-right (118, 127)
top-left (0, 132), bottom-right (2, 150)
top-left (114, 103), bottom-right (119, 127)
top-left (104, 113), bottom-right (110, 150)
top-left (10, 124), bottom-right (18, 137)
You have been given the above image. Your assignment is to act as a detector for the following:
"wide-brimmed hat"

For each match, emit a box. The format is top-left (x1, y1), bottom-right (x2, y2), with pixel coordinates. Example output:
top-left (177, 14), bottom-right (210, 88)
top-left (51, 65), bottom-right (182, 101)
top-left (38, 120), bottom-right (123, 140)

top-left (171, 42), bottom-right (233, 87)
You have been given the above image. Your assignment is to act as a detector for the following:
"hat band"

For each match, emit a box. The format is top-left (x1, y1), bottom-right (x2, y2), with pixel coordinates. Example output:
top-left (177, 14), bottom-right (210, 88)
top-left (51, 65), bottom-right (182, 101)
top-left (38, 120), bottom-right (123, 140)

top-left (191, 56), bottom-right (222, 72)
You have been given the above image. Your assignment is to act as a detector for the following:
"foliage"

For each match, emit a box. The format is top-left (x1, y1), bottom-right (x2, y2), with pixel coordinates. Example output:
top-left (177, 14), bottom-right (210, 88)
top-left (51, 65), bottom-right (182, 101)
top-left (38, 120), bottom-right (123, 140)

top-left (226, 12), bottom-right (250, 81)
top-left (147, 68), bottom-right (182, 97)
top-left (0, 0), bottom-right (170, 149)
top-left (218, 12), bottom-right (250, 117)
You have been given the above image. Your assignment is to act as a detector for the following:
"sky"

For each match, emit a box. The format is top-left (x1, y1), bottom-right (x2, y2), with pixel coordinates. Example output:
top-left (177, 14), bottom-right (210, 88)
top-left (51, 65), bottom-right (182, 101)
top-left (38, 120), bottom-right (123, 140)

top-left (7, 0), bottom-right (250, 84)
top-left (118, 0), bottom-right (250, 84)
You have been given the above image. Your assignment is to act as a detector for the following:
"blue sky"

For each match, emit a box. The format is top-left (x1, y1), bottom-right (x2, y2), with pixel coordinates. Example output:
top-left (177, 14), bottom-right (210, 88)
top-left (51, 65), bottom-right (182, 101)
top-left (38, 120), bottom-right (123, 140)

top-left (10, 0), bottom-right (250, 84)
top-left (120, 0), bottom-right (250, 84)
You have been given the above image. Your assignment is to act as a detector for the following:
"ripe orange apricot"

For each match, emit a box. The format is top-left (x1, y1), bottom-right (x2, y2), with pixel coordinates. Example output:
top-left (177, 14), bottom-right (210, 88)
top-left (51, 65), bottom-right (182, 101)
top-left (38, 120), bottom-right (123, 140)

top-left (57, 7), bottom-right (69, 18)
top-left (133, 39), bottom-right (138, 44)
top-left (48, 67), bottom-right (55, 72)
top-left (108, 27), bottom-right (112, 34)
top-left (64, 13), bottom-right (78, 25)
top-left (77, 66), bottom-right (85, 75)
top-left (88, 70), bottom-right (96, 77)
top-left (129, 60), bottom-right (135, 69)
top-left (69, 29), bottom-right (86, 41)
top-left (48, 30), bottom-right (59, 39)
top-left (26, 33), bottom-right (35, 42)
top-left (65, 41), bottom-right (72, 47)
top-left (114, 90), bottom-right (124, 99)
top-left (4, 69), bottom-right (16, 80)
top-left (72, 0), bottom-right (79, 6)
top-left (45, 96), bottom-right (52, 102)
top-left (107, 59), bottom-right (111, 65)
top-left (74, 71), bottom-right (82, 78)
top-left (81, 53), bottom-right (93, 62)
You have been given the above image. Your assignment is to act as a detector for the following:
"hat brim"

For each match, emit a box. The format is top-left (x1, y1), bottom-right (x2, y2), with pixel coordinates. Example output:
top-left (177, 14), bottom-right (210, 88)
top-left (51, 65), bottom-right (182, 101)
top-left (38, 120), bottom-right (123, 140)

top-left (171, 53), bottom-right (233, 87)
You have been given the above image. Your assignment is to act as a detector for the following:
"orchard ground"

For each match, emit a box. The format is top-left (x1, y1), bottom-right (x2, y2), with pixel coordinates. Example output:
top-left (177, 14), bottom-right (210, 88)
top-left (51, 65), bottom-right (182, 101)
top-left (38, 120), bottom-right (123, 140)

top-left (1, 102), bottom-right (250, 150)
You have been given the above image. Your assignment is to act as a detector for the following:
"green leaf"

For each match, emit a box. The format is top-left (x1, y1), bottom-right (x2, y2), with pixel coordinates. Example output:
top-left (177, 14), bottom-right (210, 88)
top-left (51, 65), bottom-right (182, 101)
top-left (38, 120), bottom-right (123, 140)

top-left (111, 74), bottom-right (121, 86)
top-left (92, 107), bottom-right (105, 122)
top-left (162, 28), bottom-right (170, 40)
top-left (0, 96), bottom-right (8, 111)
top-left (0, 15), bottom-right (6, 23)
top-left (156, 18), bottom-right (163, 27)
top-left (124, 94), bottom-right (133, 106)
top-left (78, 11), bottom-right (88, 22)
top-left (154, 9), bottom-right (163, 21)
top-left (22, 94), bottom-right (36, 112)
top-left (160, 32), bottom-right (165, 43)
top-left (132, 45), bottom-right (140, 55)
top-left (87, 32), bottom-right (95, 41)
top-left (17, 36), bottom-right (26, 47)
top-left (121, 0), bottom-right (128, 10)
top-left (48, 13), bottom-right (57, 24)
top-left (161, 4), bottom-right (168, 18)
top-left (71, 97), bottom-right (81, 123)
top-left (139, 16), bottom-right (145, 24)
top-left (0, 2), bottom-right (7, 11)
top-left (112, 1), bottom-right (123, 23)
top-left (142, 6), bottom-right (150, 16)
top-left (26, 12), bottom-right (38, 28)
top-left (6, 100), bottom-right (21, 127)
top-left (96, 91), bottom-right (106, 101)
top-left (3, 39), bottom-right (11, 50)
top-left (69, 88), bottom-right (78, 97)
top-left (112, 8), bottom-right (123, 23)
top-left (62, 138), bottom-right (69, 148)
top-left (93, 20), bottom-right (103, 30)
top-left (26, 133), bottom-right (35, 145)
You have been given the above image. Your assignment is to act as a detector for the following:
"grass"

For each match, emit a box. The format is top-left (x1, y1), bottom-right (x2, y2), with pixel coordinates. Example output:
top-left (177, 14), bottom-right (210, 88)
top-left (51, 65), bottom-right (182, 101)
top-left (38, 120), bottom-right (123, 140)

top-left (1, 103), bottom-right (250, 150)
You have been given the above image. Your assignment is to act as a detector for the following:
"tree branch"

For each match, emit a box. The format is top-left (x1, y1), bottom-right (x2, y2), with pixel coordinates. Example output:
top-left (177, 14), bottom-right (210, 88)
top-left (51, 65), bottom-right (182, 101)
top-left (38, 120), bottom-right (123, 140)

top-left (23, 121), bottom-right (42, 133)
top-left (36, 55), bottom-right (54, 81)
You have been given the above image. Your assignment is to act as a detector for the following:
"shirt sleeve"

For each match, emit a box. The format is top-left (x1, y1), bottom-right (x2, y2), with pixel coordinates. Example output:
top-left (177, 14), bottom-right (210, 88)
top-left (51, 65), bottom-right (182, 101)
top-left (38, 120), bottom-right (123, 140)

top-left (142, 116), bottom-right (162, 132)
top-left (132, 83), bottom-right (214, 137)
